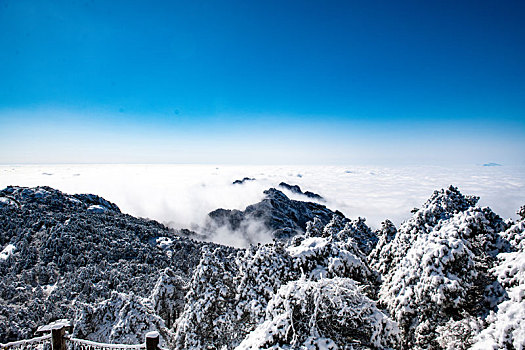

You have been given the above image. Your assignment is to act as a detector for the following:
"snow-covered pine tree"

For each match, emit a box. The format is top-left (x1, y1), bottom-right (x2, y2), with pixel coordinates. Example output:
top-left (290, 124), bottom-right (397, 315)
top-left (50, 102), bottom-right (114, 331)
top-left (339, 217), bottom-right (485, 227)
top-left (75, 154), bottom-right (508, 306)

top-left (370, 186), bottom-right (479, 275)
top-left (368, 219), bottom-right (397, 269)
top-left (73, 291), bottom-right (172, 346)
top-left (173, 246), bottom-right (238, 349)
top-left (147, 267), bottom-right (187, 329)
top-left (378, 206), bottom-right (508, 349)
top-left (236, 277), bottom-right (400, 349)
top-left (471, 210), bottom-right (525, 349)
top-left (172, 214), bottom-right (384, 349)
top-left (287, 216), bottom-right (379, 294)
top-left (233, 241), bottom-right (297, 341)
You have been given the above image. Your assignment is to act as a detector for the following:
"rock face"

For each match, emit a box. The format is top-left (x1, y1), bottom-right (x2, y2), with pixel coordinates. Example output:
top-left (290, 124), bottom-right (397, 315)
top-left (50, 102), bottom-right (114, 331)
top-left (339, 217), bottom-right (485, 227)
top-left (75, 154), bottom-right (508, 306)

top-left (0, 186), bottom-right (232, 345)
top-left (278, 182), bottom-right (324, 200)
top-left (207, 188), bottom-right (340, 240)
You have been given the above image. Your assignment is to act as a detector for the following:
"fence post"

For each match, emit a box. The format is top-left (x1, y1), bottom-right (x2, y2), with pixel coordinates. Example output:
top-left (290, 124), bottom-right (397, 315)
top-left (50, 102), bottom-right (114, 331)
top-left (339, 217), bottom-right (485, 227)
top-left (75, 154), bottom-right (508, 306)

top-left (51, 325), bottom-right (66, 350)
top-left (145, 331), bottom-right (159, 350)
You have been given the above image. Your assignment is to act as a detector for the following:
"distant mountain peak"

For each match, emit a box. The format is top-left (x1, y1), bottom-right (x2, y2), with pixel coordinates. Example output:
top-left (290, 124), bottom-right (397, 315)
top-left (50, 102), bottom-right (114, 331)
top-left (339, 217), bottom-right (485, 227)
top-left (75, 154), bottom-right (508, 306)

top-left (232, 177), bottom-right (255, 185)
top-left (206, 187), bottom-right (340, 242)
top-left (278, 182), bottom-right (324, 201)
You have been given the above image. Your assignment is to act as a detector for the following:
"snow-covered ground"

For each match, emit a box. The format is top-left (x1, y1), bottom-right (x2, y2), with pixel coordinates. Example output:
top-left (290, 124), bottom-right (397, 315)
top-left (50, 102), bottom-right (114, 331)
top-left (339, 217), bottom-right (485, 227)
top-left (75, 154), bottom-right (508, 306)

top-left (1, 164), bottom-right (523, 237)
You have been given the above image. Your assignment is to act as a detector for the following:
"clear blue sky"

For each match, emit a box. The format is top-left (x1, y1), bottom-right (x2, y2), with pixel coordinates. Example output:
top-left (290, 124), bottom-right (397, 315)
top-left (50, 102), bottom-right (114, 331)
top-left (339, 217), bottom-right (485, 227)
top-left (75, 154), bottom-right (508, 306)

top-left (0, 0), bottom-right (524, 164)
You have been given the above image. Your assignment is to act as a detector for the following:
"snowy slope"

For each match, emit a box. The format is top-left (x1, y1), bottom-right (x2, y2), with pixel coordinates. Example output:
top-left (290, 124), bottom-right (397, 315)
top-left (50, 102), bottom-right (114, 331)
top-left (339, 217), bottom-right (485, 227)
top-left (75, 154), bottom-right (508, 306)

top-left (1, 185), bottom-right (524, 349)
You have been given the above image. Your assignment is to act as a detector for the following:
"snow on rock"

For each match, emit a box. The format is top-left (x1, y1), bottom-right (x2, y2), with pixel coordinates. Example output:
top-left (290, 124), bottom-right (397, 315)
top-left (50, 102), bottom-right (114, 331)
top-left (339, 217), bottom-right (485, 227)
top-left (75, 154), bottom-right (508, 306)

top-left (87, 205), bottom-right (109, 213)
top-left (42, 283), bottom-right (57, 298)
top-left (155, 237), bottom-right (174, 250)
top-left (236, 277), bottom-right (399, 350)
top-left (0, 196), bottom-right (19, 208)
top-left (74, 193), bottom-right (121, 213)
top-left (0, 244), bottom-right (16, 260)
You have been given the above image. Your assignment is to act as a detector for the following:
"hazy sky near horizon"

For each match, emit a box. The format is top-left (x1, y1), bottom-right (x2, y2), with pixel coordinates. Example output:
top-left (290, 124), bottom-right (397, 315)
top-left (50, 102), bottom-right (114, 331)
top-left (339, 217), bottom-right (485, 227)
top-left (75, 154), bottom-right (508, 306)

top-left (1, 0), bottom-right (524, 165)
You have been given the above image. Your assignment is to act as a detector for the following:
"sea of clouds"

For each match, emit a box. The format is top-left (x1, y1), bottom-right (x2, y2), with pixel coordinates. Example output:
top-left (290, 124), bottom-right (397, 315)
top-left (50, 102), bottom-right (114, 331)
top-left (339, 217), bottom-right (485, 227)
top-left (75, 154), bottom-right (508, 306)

top-left (1, 164), bottom-right (524, 247)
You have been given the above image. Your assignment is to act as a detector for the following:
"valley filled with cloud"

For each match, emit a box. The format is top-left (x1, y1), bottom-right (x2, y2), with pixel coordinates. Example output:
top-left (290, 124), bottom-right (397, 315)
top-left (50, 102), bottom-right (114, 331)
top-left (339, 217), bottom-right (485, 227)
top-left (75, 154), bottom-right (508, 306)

top-left (2, 164), bottom-right (523, 247)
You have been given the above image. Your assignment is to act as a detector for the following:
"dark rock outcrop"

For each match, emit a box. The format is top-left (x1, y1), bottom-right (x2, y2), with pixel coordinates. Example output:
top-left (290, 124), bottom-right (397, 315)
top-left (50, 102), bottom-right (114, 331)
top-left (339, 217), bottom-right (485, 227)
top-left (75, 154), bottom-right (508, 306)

top-left (232, 177), bottom-right (255, 185)
top-left (278, 182), bottom-right (324, 201)
top-left (207, 188), bottom-right (341, 240)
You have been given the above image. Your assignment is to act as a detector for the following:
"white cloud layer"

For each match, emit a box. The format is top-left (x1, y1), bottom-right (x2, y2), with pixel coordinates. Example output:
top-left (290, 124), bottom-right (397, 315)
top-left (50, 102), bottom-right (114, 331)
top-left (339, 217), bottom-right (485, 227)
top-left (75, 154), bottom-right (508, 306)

top-left (1, 164), bottom-right (524, 247)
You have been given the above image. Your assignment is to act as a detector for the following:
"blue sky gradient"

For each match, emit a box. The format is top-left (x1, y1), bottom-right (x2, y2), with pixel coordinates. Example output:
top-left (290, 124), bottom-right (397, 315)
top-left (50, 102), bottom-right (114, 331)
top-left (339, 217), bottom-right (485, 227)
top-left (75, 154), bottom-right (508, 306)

top-left (1, 0), bottom-right (524, 164)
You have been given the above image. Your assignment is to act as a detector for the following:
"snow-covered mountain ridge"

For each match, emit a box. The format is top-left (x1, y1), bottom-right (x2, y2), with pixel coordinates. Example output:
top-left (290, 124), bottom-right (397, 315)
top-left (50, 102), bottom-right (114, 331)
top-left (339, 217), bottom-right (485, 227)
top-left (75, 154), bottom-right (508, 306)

top-left (205, 187), bottom-right (343, 242)
top-left (1, 185), bottom-right (524, 349)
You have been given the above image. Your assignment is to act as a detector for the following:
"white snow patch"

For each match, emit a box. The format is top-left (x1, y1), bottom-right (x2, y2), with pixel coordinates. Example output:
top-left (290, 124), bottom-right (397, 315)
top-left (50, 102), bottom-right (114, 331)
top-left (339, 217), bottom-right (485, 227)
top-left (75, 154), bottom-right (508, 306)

top-left (0, 197), bottom-right (17, 207)
top-left (146, 331), bottom-right (159, 338)
top-left (0, 244), bottom-right (16, 260)
top-left (287, 237), bottom-right (329, 258)
top-left (87, 205), bottom-right (108, 213)
top-left (67, 196), bottom-right (82, 204)
top-left (43, 283), bottom-right (57, 297)
top-left (33, 188), bottom-right (49, 198)
top-left (156, 237), bottom-right (173, 250)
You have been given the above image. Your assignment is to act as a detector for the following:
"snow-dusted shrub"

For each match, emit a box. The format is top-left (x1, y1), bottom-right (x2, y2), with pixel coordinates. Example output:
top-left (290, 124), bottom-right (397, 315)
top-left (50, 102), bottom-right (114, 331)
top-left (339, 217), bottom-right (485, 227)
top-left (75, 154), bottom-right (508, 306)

top-left (435, 315), bottom-right (483, 350)
top-left (379, 206), bottom-right (507, 349)
top-left (518, 205), bottom-right (525, 221)
top-left (147, 267), bottom-right (187, 329)
top-left (335, 217), bottom-right (378, 255)
top-left (305, 217), bottom-right (327, 237)
top-left (287, 233), bottom-right (377, 291)
top-left (0, 186), bottom-right (215, 343)
top-left (232, 216), bottom-right (378, 347)
top-left (471, 219), bottom-right (525, 350)
top-left (73, 291), bottom-right (172, 346)
top-left (368, 220), bottom-right (397, 269)
top-left (499, 218), bottom-right (525, 251)
top-left (320, 215), bottom-right (345, 237)
top-left (234, 242), bottom-right (297, 330)
top-left (236, 277), bottom-right (400, 350)
top-left (308, 215), bottom-right (378, 256)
